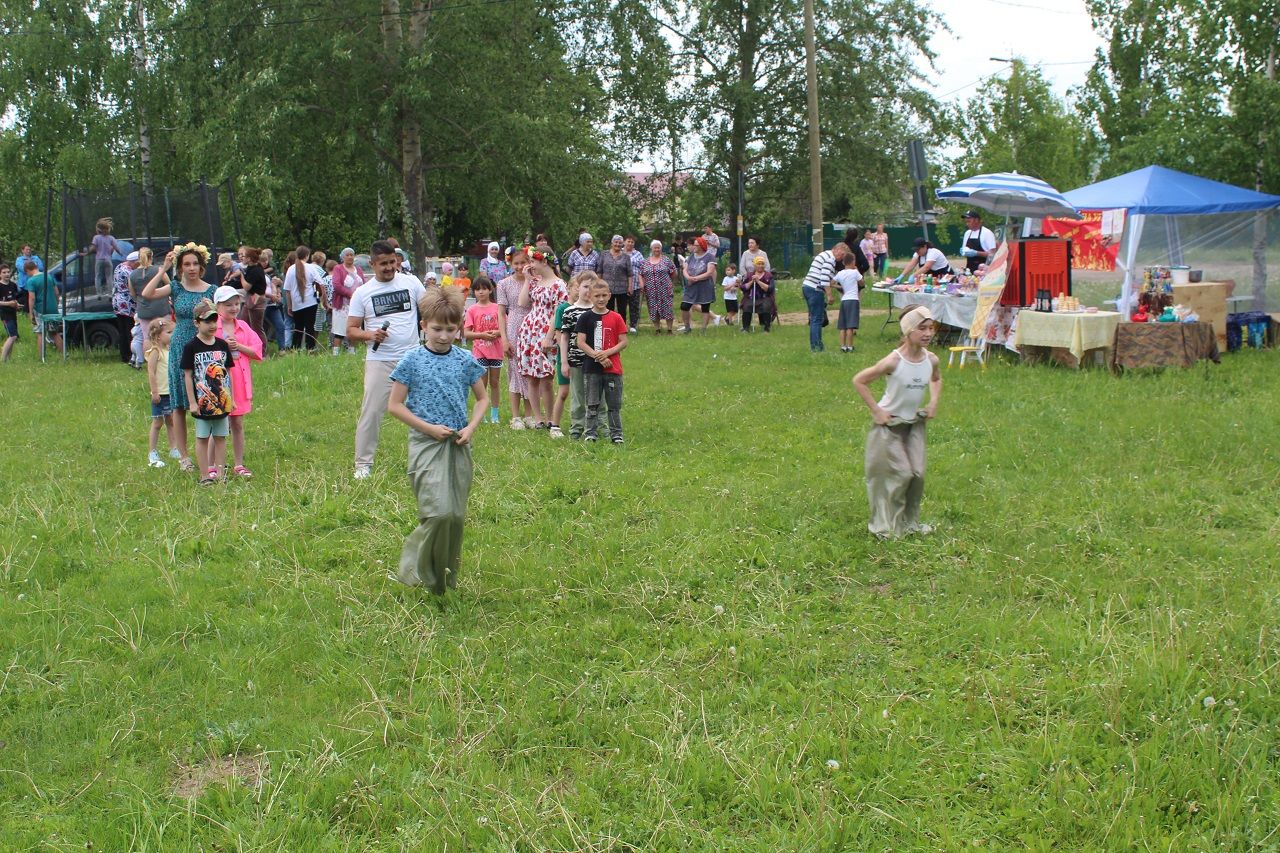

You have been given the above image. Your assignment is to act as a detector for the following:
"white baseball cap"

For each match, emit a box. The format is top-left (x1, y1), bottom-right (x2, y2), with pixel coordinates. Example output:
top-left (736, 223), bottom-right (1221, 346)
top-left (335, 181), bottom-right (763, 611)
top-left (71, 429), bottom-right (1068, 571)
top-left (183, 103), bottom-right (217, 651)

top-left (213, 285), bottom-right (241, 304)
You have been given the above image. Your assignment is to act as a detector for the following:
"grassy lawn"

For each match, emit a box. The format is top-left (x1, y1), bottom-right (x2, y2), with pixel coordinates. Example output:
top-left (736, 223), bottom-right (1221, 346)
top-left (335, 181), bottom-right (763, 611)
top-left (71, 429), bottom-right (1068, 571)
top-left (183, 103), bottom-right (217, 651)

top-left (2, 319), bottom-right (1278, 850)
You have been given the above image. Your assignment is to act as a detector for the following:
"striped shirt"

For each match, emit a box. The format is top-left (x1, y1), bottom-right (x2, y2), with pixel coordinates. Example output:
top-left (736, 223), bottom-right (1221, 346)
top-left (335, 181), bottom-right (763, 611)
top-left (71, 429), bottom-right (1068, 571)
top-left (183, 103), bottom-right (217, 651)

top-left (802, 250), bottom-right (838, 290)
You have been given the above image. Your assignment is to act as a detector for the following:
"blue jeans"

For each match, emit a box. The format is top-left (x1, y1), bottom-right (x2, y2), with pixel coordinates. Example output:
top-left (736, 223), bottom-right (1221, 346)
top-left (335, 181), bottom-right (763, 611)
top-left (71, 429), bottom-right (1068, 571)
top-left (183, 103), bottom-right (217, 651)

top-left (265, 304), bottom-right (290, 350)
top-left (803, 286), bottom-right (827, 351)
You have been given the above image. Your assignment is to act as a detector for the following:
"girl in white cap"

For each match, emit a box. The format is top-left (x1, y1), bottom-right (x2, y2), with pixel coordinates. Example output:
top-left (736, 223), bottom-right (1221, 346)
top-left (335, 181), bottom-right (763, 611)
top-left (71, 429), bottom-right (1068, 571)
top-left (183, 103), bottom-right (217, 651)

top-left (853, 305), bottom-right (942, 538)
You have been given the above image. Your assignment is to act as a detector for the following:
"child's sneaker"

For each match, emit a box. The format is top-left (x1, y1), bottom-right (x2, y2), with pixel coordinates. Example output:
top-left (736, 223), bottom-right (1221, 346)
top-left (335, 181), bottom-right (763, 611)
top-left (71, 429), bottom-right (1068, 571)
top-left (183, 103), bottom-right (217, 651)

top-left (147, 450), bottom-right (166, 468)
top-left (510, 418), bottom-right (526, 431)
top-left (548, 425), bottom-right (564, 438)
top-left (522, 416), bottom-right (537, 428)
top-left (611, 436), bottom-right (624, 445)
top-left (489, 407), bottom-right (499, 424)
top-left (169, 447), bottom-right (182, 459)
top-left (584, 434), bottom-right (598, 442)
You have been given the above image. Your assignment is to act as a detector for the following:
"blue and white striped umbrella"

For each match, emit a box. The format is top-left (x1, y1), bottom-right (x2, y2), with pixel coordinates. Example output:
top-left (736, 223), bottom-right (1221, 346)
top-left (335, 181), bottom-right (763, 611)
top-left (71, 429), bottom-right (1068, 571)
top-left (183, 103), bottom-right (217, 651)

top-left (936, 172), bottom-right (1081, 219)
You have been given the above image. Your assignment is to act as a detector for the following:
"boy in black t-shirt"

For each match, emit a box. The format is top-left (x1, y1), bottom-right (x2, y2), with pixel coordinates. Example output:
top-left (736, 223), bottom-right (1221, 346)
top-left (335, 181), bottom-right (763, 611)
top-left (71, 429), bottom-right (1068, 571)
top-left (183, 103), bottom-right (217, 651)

top-left (181, 299), bottom-right (235, 484)
top-left (0, 264), bottom-right (21, 361)
top-left (574, 280), bottom-right (629, 443)
top-left (559, 272), bottom-right (607, 439)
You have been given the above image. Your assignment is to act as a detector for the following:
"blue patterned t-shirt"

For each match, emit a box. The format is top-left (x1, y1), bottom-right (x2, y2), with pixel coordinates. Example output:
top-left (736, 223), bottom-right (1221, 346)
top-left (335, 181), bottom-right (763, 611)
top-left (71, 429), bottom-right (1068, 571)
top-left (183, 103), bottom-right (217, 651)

top-left (389, 345), bottom-right (486, 430)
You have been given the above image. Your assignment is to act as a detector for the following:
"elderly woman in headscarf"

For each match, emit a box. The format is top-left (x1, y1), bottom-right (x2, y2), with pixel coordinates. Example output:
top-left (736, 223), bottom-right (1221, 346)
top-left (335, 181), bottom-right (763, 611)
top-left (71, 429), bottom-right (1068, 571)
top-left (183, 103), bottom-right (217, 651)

top-left (599, 234), bottom-right (635, 329)
top-left (679, 236), bottom-right (717, 333)
top-left (329, 247), bottom-right (366, 354)
top-left (564, 232), bottom-right (601, 280)
top-left (738, 255), bottom-right (776, 332)
top-left (637, 239), bottom-right (677, 333)
top-left (478, 241), bottom-right (509, 283)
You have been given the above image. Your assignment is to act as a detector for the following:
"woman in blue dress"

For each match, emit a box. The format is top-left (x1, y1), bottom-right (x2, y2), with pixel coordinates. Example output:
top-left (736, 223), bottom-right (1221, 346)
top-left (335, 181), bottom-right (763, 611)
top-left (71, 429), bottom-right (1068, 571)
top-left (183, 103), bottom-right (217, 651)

top-left (141, 242), bottom-right (216, 472)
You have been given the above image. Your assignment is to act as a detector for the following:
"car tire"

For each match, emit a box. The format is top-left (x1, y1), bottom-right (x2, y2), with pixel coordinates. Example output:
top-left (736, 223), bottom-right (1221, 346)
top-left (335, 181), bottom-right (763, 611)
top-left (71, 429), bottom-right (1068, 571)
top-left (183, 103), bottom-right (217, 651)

top-left (85, 320), bottom-right (119, 351)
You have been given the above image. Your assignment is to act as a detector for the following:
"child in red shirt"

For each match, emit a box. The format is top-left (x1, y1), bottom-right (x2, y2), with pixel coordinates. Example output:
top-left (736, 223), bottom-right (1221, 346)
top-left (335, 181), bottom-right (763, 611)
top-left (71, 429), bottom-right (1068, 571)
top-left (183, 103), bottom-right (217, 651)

top-left (463, 276), bottom-right (504, 424)
top-left (574, 280), bottom-right (629, 443)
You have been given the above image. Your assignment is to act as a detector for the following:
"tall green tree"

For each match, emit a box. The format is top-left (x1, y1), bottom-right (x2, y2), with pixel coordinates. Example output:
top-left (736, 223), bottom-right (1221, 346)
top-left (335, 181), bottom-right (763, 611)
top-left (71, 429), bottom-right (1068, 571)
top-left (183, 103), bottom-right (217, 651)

top-left (954, 60), bottom-right (1097, 192)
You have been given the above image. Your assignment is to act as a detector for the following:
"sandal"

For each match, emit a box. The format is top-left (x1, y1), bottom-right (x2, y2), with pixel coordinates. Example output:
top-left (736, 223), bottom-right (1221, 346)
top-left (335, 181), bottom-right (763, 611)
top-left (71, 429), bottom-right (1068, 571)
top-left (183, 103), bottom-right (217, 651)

top-left (198, 474), bottom-right (218, 486)
top-left (233, 465), bottom-right (253, 479)
top-left (178, 457), bottom-right (195, 472)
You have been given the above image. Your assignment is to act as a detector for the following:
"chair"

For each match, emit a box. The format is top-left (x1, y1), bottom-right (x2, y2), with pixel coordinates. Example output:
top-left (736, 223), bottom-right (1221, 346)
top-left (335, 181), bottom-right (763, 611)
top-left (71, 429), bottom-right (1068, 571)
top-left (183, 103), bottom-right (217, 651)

top-left (946, 335), bottom-right (985, 369)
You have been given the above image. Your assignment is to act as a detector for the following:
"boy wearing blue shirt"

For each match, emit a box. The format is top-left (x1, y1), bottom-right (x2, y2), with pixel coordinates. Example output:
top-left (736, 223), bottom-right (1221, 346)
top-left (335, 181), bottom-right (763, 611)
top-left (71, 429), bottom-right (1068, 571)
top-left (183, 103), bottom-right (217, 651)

top-left (387, 287), bottom-right (488, 593)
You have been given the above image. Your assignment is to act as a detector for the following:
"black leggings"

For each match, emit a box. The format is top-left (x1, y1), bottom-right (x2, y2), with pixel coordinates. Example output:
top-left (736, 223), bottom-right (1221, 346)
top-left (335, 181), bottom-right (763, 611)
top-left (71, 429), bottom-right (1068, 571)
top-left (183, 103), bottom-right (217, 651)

top-left (291, 305), bottom-right (318, 350)
top-left (607, 293), bottom-right (630, 326)
top-left (116, 314), bottom-right (134, 362)
top-left (742, 311), bottom-right (772, 332)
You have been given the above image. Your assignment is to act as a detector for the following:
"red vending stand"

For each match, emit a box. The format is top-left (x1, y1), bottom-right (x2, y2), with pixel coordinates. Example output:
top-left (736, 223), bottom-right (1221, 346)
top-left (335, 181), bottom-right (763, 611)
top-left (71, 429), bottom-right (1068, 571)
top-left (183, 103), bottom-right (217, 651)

top-left (1002, 238), bottom-right (1073, 307)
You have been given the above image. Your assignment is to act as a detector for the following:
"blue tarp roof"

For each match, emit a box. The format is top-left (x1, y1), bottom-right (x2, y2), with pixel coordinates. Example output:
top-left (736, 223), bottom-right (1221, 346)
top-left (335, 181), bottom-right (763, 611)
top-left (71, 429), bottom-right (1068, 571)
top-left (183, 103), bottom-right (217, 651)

top-left (1064, 165), bottom-right (1280, 215)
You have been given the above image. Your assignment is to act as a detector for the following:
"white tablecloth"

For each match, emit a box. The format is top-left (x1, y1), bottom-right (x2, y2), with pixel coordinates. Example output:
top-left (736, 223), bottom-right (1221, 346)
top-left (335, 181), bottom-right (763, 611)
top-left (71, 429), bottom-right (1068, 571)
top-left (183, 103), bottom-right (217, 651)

top-left (871, 288), bottom-right (977, 330)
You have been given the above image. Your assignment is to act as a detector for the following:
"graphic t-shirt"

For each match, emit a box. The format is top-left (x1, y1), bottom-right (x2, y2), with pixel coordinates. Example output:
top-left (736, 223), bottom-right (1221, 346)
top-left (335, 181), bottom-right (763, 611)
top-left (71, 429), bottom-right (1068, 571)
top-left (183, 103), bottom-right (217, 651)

top-left (180, 336), bottom-right (235, 418)
top-left (347, 273), bottom-right (427, 362)
top-left (574, 309), bottom-right (627, 375)
top-left (0, 280), bottom-right (19, 322)
top-left (835, 268), bottom-right (863, 301)
top-left (558, 303), bottom-right (591, 368)
top-left (389, 346), bottom-right (486, 430)
top-left (464, 302), bottom-right (503, 360)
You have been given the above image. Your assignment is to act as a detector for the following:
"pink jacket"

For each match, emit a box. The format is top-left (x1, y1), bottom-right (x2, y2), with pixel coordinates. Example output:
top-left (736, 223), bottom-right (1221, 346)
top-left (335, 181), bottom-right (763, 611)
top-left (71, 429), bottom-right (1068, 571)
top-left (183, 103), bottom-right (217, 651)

top-left (215, 317), bottom-right (264, 416)
top-left (330, 264), bottom-right (366, 310)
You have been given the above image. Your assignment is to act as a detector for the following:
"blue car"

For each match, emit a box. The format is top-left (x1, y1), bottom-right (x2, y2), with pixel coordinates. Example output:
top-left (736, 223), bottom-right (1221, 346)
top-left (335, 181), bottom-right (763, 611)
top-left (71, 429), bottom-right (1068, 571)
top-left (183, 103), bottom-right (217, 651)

top-left (47, 241), bottom-right (138, 313)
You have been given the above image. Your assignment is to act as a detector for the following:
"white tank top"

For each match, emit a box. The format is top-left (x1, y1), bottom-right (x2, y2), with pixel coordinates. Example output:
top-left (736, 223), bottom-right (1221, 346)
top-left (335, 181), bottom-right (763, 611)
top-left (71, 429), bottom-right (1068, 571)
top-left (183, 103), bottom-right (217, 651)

top-left (877, 350), bottom-right (932, 419)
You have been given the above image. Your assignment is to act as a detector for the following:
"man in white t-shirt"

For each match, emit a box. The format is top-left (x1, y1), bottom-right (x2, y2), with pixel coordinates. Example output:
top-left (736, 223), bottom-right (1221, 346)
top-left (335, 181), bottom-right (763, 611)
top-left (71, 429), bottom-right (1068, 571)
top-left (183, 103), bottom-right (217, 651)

top-left (960, 210), bottom-right (997, 273)
top-left (347, 240), bottom-right (427, 479)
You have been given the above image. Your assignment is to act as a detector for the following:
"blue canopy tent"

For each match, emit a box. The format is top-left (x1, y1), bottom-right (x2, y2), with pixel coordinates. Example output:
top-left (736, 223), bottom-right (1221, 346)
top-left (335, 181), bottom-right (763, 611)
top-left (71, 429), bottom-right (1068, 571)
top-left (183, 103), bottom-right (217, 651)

top-left (1064, 165), bottom-right (1280, 313)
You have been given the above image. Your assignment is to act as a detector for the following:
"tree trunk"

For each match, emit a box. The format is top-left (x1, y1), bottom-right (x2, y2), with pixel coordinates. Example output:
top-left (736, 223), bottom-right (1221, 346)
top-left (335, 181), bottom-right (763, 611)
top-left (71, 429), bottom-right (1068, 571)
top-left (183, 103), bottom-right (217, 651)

top-left (728, 0), bottom-right (754, 262)
top-left (133, 0), bottom-right (153, 199)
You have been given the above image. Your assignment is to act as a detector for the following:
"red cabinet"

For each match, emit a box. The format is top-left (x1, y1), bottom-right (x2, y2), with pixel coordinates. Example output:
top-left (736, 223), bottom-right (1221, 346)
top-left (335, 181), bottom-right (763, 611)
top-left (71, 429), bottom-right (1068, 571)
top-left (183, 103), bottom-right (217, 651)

top-left (1002, 239), bottom-right (1073, 307)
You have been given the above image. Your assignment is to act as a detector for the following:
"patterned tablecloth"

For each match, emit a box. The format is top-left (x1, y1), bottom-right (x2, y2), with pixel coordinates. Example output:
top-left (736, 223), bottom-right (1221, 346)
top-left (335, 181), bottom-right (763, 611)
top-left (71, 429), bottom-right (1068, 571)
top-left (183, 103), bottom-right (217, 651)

top-left (1014, 311), bottom-right (1122, 365)
top-left (1111, 321), bottom-right (1220, 370)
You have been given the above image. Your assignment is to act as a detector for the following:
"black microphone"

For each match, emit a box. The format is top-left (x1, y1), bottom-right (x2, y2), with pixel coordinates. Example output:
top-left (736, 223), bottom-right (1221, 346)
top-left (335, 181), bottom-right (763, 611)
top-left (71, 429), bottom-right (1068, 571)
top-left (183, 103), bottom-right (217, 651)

top-left (370, 320), bottom-right (390, 352)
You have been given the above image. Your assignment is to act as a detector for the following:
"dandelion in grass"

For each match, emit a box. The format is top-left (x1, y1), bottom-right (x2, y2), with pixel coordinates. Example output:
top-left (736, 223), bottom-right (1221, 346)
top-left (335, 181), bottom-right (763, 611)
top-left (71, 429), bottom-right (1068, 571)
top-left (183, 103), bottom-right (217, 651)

top-left (1203, 696), bottom-right (1216, 708)
top-left (825, 759), bottom-right (840, 772)
top-left (713, 604), bottom-right (725, 615)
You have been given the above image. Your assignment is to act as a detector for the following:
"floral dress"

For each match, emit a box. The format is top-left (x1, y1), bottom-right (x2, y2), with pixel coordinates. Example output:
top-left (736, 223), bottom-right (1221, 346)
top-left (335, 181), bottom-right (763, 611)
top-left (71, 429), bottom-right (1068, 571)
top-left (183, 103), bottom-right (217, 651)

top-left (167, 282), bottom-right (217, 408)
top-left (496, 274), bottom-right (530, 395)
top-left (516, 275), bottom-right (567, 378)
top-left (639, 256), bottom-right (677, 321)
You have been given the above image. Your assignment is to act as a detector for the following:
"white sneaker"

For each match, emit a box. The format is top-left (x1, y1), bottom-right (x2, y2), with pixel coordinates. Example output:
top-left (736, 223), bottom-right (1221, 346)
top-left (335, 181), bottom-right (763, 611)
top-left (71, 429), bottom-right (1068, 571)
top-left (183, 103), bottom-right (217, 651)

top-left (353, 466), bottom-right (372, 480)
top-left (522, 416), bottom-right (537, 428)
top-left (510, 418), bottom-right (526, 430)
top-left (147, 450), bottom-right (166, 468)
top-left (549, 425), bottom-right (564, 438)
top-left (169, 448), bottom-right (182, 459)
top-left (629, 327), bottom-right (637, 334)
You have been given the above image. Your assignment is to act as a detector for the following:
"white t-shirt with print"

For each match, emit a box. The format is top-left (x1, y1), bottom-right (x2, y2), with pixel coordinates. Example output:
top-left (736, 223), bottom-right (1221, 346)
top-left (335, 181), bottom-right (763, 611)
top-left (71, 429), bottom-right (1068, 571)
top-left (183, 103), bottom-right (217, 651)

top-left (722, 275), bottom-right (739, 299)
top-left (347, 273), bottom-right (427, 362)
top-left (835, 268), bottom-right (863, 302)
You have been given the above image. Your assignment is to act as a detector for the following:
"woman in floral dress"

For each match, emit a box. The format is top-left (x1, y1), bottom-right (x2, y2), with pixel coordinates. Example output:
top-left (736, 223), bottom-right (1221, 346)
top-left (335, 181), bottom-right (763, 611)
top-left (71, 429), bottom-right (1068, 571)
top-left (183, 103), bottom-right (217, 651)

top-left (516, 247), bottom-right (567, 430)
top-left (495, 249), bottom-right (533, 429)
top-left (140, 242), bottom-right (217, 472)
top-left (638, 240), bottom-right (677, 333)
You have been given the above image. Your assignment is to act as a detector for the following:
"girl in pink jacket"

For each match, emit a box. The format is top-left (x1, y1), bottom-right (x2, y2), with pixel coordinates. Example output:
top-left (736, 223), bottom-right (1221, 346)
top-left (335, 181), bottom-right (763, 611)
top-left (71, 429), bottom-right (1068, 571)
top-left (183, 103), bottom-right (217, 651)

top-left (213, 285), bottom-right (265, 478)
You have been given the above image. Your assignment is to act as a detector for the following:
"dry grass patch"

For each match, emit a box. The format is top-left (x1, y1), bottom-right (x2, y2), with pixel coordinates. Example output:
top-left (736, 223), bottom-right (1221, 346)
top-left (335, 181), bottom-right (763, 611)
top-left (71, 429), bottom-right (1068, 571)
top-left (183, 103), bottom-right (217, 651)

top-left (171, 753), bottom-right (265, 799)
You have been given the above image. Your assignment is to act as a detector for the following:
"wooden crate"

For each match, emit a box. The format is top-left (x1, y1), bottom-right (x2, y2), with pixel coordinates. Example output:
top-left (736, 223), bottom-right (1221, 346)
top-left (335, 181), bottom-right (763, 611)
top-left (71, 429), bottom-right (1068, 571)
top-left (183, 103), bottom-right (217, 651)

top-left (1173, 282), bottom-right (1228, 347)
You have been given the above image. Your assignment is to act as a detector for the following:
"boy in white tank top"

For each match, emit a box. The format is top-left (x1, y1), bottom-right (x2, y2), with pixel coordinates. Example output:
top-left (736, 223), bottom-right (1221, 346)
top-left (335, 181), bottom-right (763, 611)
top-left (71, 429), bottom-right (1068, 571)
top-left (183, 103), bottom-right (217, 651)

top-left (852, 305), bottom-right (942, 538)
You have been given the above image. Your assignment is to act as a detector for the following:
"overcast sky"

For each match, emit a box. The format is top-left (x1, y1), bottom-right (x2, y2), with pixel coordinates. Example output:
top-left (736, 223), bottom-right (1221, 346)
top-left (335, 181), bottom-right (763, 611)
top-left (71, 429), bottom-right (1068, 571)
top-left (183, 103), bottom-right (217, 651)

top-left (926, 0), bottom-right (1105, 106)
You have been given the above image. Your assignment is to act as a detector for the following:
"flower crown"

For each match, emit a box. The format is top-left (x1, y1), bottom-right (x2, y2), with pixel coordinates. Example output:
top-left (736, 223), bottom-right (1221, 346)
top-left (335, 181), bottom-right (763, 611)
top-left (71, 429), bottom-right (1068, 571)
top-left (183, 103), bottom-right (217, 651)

top-left (525, 245), bottom-right (554, 265)
top-left (174, 241), bottom-right (211, 265)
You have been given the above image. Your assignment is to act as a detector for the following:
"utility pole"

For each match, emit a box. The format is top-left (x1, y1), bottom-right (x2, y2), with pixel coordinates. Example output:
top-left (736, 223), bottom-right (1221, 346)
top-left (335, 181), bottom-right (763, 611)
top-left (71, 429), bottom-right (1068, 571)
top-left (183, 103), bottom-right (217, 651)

top-left (803, 0), bottom-right (823, 257)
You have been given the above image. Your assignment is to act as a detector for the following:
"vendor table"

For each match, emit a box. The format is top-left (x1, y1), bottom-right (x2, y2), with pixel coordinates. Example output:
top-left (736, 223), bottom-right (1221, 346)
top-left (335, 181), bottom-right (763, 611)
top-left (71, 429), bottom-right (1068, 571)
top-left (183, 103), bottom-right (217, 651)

top-left (1111, 321), bottom-right (1220, 371)
top-left (1013, 310), bottom-right (1121, 368)
top-left (875, 288), bottom-right (977, 330)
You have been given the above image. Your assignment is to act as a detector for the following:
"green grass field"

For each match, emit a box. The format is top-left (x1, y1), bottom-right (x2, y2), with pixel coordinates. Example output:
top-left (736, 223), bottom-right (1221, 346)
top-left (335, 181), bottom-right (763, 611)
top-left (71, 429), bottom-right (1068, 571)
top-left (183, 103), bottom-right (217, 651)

top-left (3, 315), bottom-right (1279, 851)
